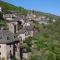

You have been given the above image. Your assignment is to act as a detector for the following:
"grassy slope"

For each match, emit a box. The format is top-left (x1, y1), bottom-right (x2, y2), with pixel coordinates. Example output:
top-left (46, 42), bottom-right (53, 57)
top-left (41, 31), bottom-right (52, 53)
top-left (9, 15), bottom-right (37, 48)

top-left (0, 1), bottom-right (28, 15)
top-left (0, 1), bottom-right (19, 11)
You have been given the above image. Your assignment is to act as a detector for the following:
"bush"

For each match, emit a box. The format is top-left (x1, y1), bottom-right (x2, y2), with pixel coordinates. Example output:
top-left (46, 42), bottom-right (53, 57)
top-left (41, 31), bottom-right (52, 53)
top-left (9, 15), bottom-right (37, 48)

top-left (1, 57), bottom-right (5, 60)
top-left (13, 57), bottom-right (16, 60)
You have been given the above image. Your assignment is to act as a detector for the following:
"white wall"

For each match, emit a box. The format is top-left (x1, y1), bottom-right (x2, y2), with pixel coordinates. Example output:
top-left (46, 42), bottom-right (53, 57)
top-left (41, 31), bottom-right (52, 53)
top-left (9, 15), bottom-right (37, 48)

top-left (0, 44), bottom-right (14, 60)
top-left (7, 22), bottom-right (18, 33)
top-left (18, 34), bottom-right (25, 40)
top-left (0, 7), bottom-right (2, 12)
top-left (8, 23), bottom-right (14, 33)
top-left (0, 44), bottom-right (7, 60)
top-left (30, 31), bottom-right (33, 37)
top-left (23, 52), bottom-right (32, 59)
top-left (7, 44), bottom-right (13, 55)
top-left (25, 31), bottom-right (33, 38)
top-left (15, 43), bottom-right (20, 60)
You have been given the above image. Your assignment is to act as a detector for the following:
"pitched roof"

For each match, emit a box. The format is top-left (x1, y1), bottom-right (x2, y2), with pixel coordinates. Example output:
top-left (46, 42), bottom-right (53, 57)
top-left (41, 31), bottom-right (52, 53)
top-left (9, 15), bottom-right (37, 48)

top-left (0, 30), bottom-right (19, 44)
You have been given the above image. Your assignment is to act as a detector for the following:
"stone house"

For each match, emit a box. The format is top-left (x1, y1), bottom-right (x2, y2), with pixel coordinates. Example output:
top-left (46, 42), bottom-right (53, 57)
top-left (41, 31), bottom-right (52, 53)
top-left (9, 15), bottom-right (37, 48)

top-left (3, 9), bottom-right (34, 37)
top-left (3, 14), bottom-right (16, 21)
top-left (3, 14), bottom-right (24, 33)
top-left (34, 16), bottom-right (48, 24)
top-left (3, 12), bottom-right (34, 34)
top-left (0, 30), bottom-right (20, 60)
top-left (23, 20), bottom-right (33, 27)
top-left (26, 13), bottom-right (36, 20)
top-left (3, 11), bottom-right (19, 21)
top-left (6, 20), bottom-right (18, 33)
top-left (18, 26), bottom-right (34, 41)
top-left (2, 11), bottom-right (18, 33)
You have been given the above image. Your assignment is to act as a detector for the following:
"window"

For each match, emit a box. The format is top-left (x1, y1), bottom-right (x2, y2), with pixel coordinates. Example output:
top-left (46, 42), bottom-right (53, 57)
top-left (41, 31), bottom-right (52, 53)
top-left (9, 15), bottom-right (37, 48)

top-left (0, 45), bottom-right (1, 48)
top-left (0, 52), bottom-right (1, 55)
top-left (14, 25), bottom-right (16, 33)
top-left (7, 36), bottom-right (10, 40)
top-left (10, 50), bottom-right (11, 53)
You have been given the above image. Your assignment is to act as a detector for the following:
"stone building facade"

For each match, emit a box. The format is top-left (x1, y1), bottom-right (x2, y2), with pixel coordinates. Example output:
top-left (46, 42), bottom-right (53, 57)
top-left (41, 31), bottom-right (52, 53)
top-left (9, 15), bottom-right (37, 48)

top-left (0, 30), bottom-right (20, 60)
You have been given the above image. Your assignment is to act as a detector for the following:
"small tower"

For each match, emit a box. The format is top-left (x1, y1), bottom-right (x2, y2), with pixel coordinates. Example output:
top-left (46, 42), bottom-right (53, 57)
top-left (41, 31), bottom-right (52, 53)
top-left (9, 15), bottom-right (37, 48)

top-left (0, 7), bottom-right (3, 12)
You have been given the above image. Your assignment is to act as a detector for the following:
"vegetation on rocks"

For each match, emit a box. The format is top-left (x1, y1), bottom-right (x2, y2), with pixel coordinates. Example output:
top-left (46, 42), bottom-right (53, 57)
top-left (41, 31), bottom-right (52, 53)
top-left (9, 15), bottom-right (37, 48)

top-left (0, 12), bottom-right (6, 28)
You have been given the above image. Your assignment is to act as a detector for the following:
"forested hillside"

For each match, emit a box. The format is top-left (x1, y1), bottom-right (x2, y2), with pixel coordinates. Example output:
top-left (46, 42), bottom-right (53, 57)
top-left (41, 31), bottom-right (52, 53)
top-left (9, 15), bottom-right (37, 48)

top-left (25, 20), bottom-right (60, 60)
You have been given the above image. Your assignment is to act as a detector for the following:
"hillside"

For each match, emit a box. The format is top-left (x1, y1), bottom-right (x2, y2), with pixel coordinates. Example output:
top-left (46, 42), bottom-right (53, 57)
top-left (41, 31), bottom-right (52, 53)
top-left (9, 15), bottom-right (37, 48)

top-left (1, 1), bottom-right (60, 60)
top-left (0, 1), bottom-right (60, 19)
top-left (0, 1), bottom-right (28, 15)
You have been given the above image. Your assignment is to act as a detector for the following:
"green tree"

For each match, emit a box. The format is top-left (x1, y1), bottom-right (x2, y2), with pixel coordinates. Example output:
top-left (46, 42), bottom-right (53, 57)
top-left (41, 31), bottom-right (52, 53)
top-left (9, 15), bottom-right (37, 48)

top-left (34, 21), bottom-right (41, 31)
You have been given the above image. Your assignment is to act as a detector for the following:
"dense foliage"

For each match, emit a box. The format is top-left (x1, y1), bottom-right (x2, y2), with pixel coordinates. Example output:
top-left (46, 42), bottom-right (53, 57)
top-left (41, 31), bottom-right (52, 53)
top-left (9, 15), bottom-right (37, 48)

top-left (0, 12), bottom-right (6, 28)
top-left (25, 20), bottom-right (60, 60)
